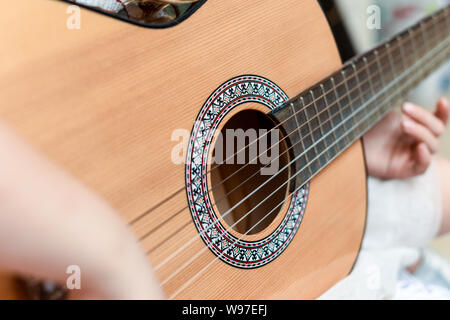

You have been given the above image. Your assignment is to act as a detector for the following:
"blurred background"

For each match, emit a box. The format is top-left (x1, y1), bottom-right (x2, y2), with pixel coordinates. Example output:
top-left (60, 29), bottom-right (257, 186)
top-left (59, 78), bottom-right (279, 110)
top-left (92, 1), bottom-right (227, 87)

top-left (321, 0), bottom-right (450, 260)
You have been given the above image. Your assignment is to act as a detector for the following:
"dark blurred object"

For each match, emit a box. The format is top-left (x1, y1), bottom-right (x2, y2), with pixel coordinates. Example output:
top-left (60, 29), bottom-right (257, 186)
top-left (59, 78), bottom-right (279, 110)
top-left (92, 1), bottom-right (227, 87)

top-left (319, 0), bottom-right (356, 62)
top-left (120, 0), bottom-right (195, 24)
top-left (17, 277), bottom-right (67, 300)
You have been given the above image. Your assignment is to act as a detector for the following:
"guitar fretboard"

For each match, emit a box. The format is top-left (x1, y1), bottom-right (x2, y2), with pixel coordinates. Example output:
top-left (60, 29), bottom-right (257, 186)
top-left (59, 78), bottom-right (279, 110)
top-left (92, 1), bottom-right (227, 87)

top-left (273, 5), bottom-right (450, 189)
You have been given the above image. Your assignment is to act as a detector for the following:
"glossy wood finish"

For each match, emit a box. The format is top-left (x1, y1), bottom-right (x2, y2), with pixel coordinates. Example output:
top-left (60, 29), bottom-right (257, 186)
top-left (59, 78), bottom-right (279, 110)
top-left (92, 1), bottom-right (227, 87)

top-left (0, 0), bottom-right (366, 299)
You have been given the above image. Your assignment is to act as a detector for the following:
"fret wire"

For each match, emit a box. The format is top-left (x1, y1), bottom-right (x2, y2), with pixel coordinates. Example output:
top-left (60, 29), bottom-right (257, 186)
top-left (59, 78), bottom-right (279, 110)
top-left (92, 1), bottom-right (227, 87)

top-left (340, 70), bottom-right (355, 144)
top-left (341, 68), bottom-right (356, 119)
top-left (224, 19), bottom-right (439, 177)
top-left (291, 104), bottom-right (308, 171)
top-left (375, 51), bottom-right (387, 105)
top-left (286, 59), bottom-right (396, 162)
top-left (295, 25), bottom-right (447, 156)
top-left (225, 37), bottom-right (450, 218)
top-left (412, 24), bottom-right (426, 58)
top-left (377, 52), bottom-right (414, 82)
top-left (167, 45), bottom-right (440, 291)
top-left (375, 49), bottom-right (392, 106)
top-left (396, 25), bottom-right (416, 65)
top-left (290, 102), bottom-right (302, 143)
top-left (429, 15), bottom-right (439, 48)
top-left (366, 53), bottom-right (383, 93)
top-left (321, 83), bottom-right (338, 160)
top-left (397, 36), bottom-right (411, 97)
top-left (179, 44), bottom-right (450, 260)
top-left (431, 12), bottom-right (447, 47)
top-left (430, 15), bottom-right (446, 72)
top-left (420, 21), bottom-right (430, 52)
top-left (287, 10), bottom-right (448, 127)
top-left (330, 76), bottom-right (346, 150)
top-left (290, 8), bottom-right (444, 175)
top-left (311, 87), bottom-right (327, 166)
top-left (396, 36), bottom-right (408, 71)
top-left (290, 102), bottom-right (309, 185)
top-left (358, 58), bottom-right (372, 102)
top-left (280, 103), bottom-right (303, 160)
top-left (385, 43), bottom-right (399, 89)
top-left (271, 11), bottom-right (449, 178)
top-left (362, 55), bottom-right (382, 125)
top-left (226, 20), bottom-right (444, 174)
top-left (300, 96), bottom-right (318, 171)
top-left (363, 57), bottom-right (376, 96)
top-left (317, 85), bottom-right (331, 163)
top-left (403, 32), bottom-right (416, 66)
top-left (380, 45), bottom-right (395, 84)
top-left (300, 40), bottom-right (449, 184)
top-left (310, 90), bottom-right (325, 163)
top-left (330, 76), bottom-right (344, 125)
top-left (307, 37), bottom-right (449, 172)
top-left (408, 29), bottom-right (419, 62)
top-left (434, 13), bottom-right (448, 48)
top-left (429, 15), bottom-right (442, 49)
top-left (290, 46), bottom-right (449, 244)
top-left (141, 30), bottom-right (441, 236)
top-left (351, 62), bottom-right (365, 101)
top-left (284, 15), bottom-right (450, 181)
top-left (351, 62), bottom-right (366, 135)
top-left (307, 91), bottom-right (322, 154)
top-left (392, 38), bottom-right (406, 76)
top-left (168, 44), bottom-right (444, 295)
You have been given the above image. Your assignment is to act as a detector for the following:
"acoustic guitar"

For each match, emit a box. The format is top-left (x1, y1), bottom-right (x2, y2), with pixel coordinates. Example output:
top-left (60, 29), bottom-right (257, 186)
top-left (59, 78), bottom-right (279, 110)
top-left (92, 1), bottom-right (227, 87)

top-left (0, 0), bottom-right (449, 299)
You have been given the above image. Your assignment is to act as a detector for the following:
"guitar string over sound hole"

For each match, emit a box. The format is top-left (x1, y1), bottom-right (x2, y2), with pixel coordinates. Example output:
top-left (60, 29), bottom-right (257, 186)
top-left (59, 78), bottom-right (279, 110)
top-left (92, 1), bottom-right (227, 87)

top-left (210, 109), bottom-right (290, 235)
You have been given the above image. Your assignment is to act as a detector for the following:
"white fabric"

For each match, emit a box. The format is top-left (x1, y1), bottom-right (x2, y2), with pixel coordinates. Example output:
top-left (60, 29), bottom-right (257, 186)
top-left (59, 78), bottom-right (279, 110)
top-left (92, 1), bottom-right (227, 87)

top-left (73, 0), bottom-right (123, 13)
top-left (394, 269), bottom-right (450, 300)
top-left (320, 162), bottom-right (443, 299)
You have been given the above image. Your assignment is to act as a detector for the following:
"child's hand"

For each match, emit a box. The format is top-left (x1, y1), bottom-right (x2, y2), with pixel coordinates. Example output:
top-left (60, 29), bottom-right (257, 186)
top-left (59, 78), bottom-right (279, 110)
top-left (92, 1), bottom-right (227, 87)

top-left (363, 97), bottom-right (449, 180)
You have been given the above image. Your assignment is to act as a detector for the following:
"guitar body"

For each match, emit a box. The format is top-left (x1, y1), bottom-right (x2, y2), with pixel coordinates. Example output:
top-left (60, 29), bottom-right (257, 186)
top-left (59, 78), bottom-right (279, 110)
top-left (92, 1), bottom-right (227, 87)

top-left (0, 0), bottom-right (366, 299)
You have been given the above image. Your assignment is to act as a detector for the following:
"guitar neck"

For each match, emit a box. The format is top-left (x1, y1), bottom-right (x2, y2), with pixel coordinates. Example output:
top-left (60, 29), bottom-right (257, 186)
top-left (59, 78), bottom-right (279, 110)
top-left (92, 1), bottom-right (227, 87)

top-left (273, 5), bottom-right (450, 189)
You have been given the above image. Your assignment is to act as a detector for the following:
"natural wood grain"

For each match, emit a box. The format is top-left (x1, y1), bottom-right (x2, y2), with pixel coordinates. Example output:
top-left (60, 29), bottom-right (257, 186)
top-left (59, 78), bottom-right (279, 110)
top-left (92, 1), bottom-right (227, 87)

top-left (0, 0), bottom-right (366, 299)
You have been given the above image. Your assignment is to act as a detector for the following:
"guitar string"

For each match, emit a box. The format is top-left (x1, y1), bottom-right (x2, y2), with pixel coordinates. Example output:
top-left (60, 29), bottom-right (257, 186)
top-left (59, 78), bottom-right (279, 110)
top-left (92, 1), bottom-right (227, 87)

top-left (144, 20), bottom-right (450, 263)
top-left (130, 12), bottom-right (448, 229)
top-left (151, 35), bottom-right (450, 277)
top-left (126, 27), bottom-right (414, 227)
top-left (138, 49), bottom-right (407, 244)
top-left (129, 10), bottom-right (448, 229)
top-left (134, 43), bottom-right (404, 243)
top-left (142, 73), bottom-right (385, 250)
top-left (166, 47), bottom-right (450, 300)
top-left (204, 10), bottom-right (448, 176)
top-left (141, 39), bottom-right (425, 252)
top-left (161, 39), bottom-right (448, 278)
top-left (136, 13), bottom-right (448, 245)
top-left (202, 9), bottom-right (450, 188)
top-left (165, 43), bottom-right (450, 298)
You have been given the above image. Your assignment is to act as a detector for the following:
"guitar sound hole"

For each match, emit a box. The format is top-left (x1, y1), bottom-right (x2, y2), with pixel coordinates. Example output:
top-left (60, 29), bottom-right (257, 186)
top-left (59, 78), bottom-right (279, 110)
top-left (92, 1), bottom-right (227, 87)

top-left (210, 109), bottom-right (290, 236)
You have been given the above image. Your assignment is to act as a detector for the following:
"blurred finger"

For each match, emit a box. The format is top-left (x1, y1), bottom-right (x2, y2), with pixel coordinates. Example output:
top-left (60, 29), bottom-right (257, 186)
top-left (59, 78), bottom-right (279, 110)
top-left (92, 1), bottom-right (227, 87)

top-left (435, 97), bottom-right (449, 126)
top-left (402, 102), bottom-right (445, 136)
top-left (402, 116), bottom-right (439, 153)
top-left (413, 142), bottom-right (431, 175)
